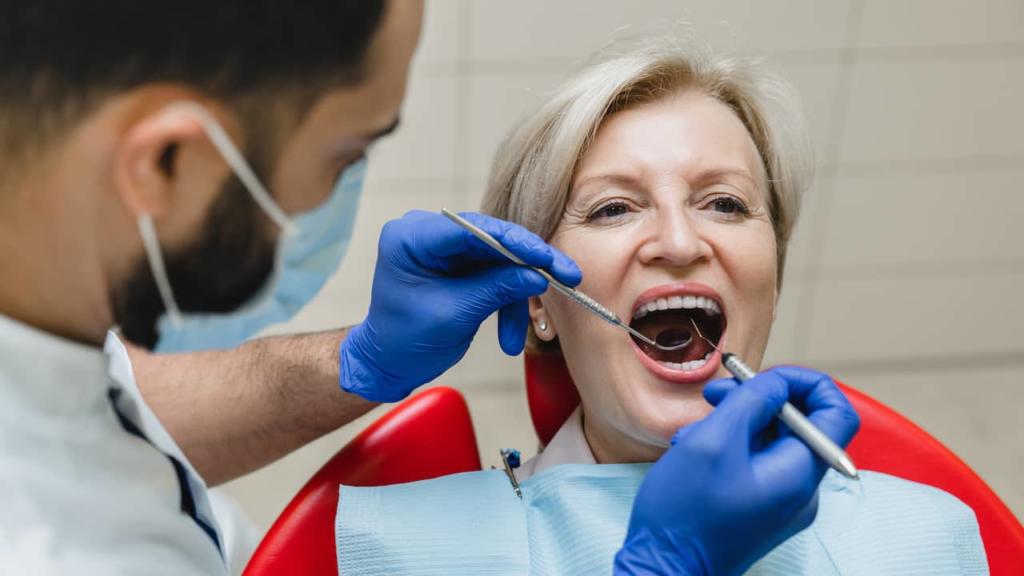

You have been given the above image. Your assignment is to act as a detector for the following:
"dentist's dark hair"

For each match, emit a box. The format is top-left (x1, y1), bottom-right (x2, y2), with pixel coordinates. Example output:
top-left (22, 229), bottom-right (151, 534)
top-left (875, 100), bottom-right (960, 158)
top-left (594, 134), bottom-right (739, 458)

top-left (0, 0), bottom-right (386, 170)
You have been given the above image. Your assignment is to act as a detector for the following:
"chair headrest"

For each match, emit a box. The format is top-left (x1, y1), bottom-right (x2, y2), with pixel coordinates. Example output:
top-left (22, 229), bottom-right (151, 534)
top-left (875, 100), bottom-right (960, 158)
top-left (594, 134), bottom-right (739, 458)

top-left (523, 352), bottom-right (580, 445)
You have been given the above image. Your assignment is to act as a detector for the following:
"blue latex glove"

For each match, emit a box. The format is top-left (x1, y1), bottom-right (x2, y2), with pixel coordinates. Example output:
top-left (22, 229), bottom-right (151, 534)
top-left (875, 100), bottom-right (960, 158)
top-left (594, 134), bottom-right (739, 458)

top-left (614, 366), bottom-right (861, 576)
top-left (339, 210), bottom-right (581, 402)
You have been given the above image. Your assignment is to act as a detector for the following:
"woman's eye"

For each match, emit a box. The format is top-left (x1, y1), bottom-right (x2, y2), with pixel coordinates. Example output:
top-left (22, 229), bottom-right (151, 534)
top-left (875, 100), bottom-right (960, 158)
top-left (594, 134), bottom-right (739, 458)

top-left (587, 202), bottom-right (629, 221)
top-left (708, 197), bottom-right (749, 215)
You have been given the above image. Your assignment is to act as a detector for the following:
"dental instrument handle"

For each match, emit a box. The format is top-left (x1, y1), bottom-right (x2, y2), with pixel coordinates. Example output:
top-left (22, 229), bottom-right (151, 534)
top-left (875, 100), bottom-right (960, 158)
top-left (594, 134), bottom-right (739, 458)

top-left (441, 209), bottom-right (660, 348)
top-left (544, 280), bottom-right (659, 345)
top-left (721, 353), bottom-right (860, 481)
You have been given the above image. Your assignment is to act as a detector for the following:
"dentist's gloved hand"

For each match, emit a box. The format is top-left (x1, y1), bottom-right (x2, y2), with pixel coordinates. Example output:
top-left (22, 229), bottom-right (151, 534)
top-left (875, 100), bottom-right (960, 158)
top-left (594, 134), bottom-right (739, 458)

top-left (340, 210), bottom-right (581, 402)
top-left (614, 366), bottom-right (860, 576)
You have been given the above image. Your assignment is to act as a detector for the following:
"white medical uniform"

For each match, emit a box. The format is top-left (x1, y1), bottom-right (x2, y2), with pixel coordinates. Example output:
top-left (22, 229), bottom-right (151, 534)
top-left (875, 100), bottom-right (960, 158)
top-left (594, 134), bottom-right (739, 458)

top-left (0, 314), bottom-right (255, 575)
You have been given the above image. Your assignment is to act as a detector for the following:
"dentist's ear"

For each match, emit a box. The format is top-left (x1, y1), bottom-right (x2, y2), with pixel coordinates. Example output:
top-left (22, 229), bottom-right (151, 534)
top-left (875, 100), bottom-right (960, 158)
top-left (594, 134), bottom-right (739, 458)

top-left (112, 99), bottom-right (237, 229)
top-left (529, 295), bottom-right (558, 342)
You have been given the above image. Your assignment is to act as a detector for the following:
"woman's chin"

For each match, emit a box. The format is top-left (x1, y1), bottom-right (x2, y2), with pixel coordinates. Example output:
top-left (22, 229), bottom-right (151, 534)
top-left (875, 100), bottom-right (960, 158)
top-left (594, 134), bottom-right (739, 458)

top-left (630, 394), bottom-right (715, 449)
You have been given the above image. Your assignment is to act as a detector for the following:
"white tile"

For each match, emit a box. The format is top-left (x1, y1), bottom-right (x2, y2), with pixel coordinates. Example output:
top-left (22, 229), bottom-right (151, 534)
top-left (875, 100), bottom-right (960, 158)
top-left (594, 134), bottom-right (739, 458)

top-left (784, 174), bottom-right (829, 277)
top-left (466, 173), bottom-right (491, 211)
top-left (839, 56), bottom-right (1024, 166)
top-left (803, 271), bottom-right (1024, 362)
top-left (845, 365), bottom-right (1024, 522)
top-left (466, 71), bottom-right (571, 183)
top-left (466, 0), bottom-right (853, 63)
top-left (703, 0), bottom-right (855, 55)
top-left (859, 0), bottom-right (1024, 49)
top-left (773, 63), bottom-right (844, 162)
top-left (763, 277), bottom-right (811, 365)
top-left (367, 72), bottom-right (460, 180)
top-left (821, 170), bottom-right (1024, 271)
top-left (415, 0), bottom-right (462, 67)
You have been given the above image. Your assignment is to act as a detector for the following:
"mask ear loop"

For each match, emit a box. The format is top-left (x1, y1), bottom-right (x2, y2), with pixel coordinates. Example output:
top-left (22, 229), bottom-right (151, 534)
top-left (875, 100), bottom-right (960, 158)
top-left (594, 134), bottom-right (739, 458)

top-left (136, 100), bottom-right (299, 329)
top-left (162, 100), bottom-right (298, 237)
top-left (138, 214), bottom-right (183, 327)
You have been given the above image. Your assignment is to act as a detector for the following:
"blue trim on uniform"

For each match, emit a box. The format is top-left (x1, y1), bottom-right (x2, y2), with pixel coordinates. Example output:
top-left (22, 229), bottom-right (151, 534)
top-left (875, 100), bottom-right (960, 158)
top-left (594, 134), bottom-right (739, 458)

top-left (108, 389), bottom-right (222, 552)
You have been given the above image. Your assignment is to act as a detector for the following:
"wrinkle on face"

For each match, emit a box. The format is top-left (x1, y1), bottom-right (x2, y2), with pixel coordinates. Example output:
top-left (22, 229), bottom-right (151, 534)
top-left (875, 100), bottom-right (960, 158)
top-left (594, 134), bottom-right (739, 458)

top-left (541, 92), bottom-right (779, 463)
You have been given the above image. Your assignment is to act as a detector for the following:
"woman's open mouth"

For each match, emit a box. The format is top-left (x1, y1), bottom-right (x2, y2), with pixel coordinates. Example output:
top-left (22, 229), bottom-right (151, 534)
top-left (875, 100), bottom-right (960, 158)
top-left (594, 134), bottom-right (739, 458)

top-left (628, 284), bottom-right (726, 383)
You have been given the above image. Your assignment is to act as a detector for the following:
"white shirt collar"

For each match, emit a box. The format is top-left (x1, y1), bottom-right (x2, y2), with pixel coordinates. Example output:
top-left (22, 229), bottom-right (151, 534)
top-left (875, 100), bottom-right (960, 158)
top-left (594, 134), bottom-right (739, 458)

top-left (0, 314), bottom-right (109, 417)
top-left (514, 406), bottom-right (595, 482)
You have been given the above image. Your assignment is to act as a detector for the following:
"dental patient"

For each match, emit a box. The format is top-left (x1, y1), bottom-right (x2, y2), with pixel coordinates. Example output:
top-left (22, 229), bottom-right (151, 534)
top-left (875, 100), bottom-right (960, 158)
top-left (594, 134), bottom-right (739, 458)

top-left (336, 39), bottom-right (988, 575)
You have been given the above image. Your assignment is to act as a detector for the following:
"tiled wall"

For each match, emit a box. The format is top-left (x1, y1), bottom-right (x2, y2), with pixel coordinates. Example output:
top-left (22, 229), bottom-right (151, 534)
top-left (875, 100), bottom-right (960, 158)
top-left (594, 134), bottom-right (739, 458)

top-left (222, 0), bottom-right (1024, 529)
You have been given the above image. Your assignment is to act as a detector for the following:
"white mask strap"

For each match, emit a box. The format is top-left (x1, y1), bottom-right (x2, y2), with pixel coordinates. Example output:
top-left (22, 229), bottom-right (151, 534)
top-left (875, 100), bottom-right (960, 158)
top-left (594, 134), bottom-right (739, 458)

top-left (138, 214), bottom-right (183, 327)
top-left (163, 101), bottom-right (298, 236)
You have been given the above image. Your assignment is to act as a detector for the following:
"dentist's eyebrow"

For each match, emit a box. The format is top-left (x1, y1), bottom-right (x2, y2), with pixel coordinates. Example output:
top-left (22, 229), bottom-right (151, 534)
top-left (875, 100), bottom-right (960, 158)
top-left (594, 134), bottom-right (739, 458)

top-left (360, 116), bottom-right (402, 142)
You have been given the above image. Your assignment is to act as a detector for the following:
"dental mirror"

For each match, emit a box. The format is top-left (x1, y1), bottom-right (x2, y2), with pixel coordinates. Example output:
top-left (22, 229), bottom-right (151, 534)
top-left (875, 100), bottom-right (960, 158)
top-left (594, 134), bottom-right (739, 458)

top-left (651, 327), bottom-right (693, 351)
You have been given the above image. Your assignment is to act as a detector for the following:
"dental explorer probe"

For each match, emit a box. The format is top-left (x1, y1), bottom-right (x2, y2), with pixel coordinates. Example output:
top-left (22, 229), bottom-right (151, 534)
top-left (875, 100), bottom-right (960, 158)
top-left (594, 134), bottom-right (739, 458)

top-left (440, 209), bottom-right (689, 352)
top-left (690, 319), bottom-right (860, 480)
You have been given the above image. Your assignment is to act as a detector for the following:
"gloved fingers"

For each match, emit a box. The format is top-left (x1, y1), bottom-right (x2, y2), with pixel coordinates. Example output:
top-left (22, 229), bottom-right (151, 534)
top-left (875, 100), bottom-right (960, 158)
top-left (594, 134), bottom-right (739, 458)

top-left (456, 264), bottom-right (549, 321)
top-left (710, 370), bottom-right (790, 439)
top-left (457, 212), bottom-right (582, 286)
top-left (769, 366), bottom-right (860, 448)
top-left (392, 210), bottom-right (581, 285)
top-left (702, 377), bottom-right (740, 406)
top-left (752, 435), bottom-right (827, 506)
top-left (786, 489), bottom-right (821, 534)
top-left (497, 301), bottom-right (529, 356)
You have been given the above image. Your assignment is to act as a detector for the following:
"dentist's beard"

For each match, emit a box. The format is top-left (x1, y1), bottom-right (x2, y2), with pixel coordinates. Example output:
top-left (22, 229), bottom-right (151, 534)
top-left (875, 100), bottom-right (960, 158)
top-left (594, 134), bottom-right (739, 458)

top-left (111, 176), bottom-right (277, 350)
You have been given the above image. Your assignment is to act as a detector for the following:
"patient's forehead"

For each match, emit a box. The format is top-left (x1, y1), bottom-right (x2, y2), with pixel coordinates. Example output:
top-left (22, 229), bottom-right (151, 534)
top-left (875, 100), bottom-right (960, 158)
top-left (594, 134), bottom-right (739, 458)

top-left (573, 93), bottom-right (765, 197)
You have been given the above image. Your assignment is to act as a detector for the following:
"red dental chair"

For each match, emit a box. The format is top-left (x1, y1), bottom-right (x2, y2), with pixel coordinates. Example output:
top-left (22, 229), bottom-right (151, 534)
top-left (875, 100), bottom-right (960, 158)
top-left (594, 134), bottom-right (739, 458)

top-left (244, 353), bottom-right (1024, 575)
top-left (243, 386), bottom-right (482, 576)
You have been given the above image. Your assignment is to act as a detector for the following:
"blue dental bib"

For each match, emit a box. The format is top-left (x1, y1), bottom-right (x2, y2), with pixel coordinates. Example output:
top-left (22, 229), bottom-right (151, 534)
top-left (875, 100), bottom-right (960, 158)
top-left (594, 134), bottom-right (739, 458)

top-left (336, 464), bottom-right (987, 575)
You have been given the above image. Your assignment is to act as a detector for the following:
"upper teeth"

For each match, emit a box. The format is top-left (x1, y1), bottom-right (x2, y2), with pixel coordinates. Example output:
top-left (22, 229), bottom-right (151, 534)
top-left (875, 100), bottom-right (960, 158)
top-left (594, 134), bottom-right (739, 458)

top-left (633, 295), bottom-right (721, 320)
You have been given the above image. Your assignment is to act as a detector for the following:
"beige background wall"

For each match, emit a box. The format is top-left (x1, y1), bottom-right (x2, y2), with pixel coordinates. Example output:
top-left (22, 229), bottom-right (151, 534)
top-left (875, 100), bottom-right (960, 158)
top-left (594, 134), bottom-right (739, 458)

top-left (222, 0), bottom-right (1024, 529)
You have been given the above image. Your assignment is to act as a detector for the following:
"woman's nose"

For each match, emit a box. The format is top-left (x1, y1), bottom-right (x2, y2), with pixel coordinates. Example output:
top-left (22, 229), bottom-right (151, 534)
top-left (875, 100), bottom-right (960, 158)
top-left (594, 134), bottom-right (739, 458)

top-left (637, 208), bottom-right (711, 267)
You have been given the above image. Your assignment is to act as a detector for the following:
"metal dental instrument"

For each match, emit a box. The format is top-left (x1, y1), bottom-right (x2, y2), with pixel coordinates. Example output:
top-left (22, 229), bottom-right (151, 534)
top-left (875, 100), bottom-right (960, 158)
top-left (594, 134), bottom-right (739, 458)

top-left (690, 318), bottom-right (860, 480)
top-left (441, 208), bottom-right (689, 351)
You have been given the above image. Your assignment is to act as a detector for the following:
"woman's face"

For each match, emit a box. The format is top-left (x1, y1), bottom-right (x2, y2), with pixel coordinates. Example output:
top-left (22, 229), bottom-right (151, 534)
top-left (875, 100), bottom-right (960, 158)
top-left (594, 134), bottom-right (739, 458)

top-left (533, 92), bottom-right (779, 463)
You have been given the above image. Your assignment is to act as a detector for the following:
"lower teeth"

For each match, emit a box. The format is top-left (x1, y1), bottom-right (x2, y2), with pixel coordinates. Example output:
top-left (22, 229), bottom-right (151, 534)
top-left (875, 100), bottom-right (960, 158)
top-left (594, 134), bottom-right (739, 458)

top-left (659, 351), bottom-right (713, 371)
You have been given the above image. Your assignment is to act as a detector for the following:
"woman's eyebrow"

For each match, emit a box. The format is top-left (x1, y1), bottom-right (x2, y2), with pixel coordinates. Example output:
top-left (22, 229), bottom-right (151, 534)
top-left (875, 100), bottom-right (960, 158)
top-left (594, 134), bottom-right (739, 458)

top-left (573, 173), bottom-right (643, 192)
top-left (691, 167), bottom-right (762, 188)
top-left (576, 167), bottom-right (760, 192)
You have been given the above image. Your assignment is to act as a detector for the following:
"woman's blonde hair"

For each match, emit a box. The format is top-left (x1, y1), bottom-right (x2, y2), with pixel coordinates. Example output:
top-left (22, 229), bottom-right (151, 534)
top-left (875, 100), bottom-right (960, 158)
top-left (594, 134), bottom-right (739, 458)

top-left (482, 37), bottom-right (814, 286)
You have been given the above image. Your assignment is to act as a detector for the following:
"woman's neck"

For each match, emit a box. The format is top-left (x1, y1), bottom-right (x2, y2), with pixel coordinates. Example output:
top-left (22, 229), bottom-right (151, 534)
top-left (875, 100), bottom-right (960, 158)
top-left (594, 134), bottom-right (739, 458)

top-left (580, 408), bottom-right (667, 464)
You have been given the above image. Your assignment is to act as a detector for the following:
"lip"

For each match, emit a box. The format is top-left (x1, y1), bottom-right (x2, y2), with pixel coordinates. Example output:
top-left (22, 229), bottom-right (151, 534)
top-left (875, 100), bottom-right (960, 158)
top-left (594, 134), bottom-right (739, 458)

top-left (629, 282), bottom-right (727, 385)
top-left (631, 282), bottom-right (726, 318)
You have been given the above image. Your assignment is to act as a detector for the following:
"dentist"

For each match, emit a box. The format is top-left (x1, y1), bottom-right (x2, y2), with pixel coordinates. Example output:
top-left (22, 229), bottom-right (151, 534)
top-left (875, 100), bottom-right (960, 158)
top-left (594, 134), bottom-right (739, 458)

top-left (0, 1), bottom-right (858, 575)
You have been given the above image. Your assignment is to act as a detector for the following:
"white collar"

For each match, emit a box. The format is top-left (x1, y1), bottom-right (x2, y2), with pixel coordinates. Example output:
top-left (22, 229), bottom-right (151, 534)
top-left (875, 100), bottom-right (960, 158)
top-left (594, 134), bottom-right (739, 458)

top-left (0, 314), bottom-right (109, 417)
top-left (514, 406), bottom-right (595, 483)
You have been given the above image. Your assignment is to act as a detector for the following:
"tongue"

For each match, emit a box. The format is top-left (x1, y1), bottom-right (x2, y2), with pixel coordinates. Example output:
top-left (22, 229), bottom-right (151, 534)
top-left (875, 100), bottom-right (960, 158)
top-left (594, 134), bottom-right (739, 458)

top-left (631, 310), bottom-right (711, 363)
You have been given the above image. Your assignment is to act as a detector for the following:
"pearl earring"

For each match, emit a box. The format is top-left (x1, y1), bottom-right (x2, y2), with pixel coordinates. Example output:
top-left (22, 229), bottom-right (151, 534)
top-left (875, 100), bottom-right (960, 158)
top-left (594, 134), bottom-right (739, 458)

top-left (538, 320), bottom-right (548, 332)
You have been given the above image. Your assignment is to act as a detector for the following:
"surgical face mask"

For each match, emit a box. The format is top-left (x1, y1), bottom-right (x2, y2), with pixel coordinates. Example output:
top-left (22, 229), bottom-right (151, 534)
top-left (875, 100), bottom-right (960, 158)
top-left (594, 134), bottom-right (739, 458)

top-left (136, 101), bottom-right (367, 353)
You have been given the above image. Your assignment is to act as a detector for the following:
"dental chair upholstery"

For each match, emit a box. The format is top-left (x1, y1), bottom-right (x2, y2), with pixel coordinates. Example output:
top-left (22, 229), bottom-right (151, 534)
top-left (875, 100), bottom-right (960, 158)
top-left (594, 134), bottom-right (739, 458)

top-left (244, 355), bottom-right (1023, 575)
top-left (242, 386), bottom-right (482, 576)
top-left (525, 351), bottom-right (1024, 576)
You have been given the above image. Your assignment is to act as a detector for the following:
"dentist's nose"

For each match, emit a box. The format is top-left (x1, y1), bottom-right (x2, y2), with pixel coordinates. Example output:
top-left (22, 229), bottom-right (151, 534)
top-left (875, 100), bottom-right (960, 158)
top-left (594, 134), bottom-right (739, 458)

top-left (637, 207), bottom-right (711, 267)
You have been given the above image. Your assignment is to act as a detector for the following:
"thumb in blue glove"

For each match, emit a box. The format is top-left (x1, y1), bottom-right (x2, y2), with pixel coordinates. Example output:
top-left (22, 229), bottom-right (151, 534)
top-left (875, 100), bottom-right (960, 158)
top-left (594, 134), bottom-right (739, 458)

top-left (340, 210), bottom-right (581, 402)
top-left (614, 366), bottom-right (860, 576)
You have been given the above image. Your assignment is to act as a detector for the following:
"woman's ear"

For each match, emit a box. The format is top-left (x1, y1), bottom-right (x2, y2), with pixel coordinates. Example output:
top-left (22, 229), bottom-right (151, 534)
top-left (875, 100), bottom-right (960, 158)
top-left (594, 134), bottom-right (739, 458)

top-left (771, 282), bottom-right (779, 322)
top-left (529, 295), bottom-right (557, 341)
